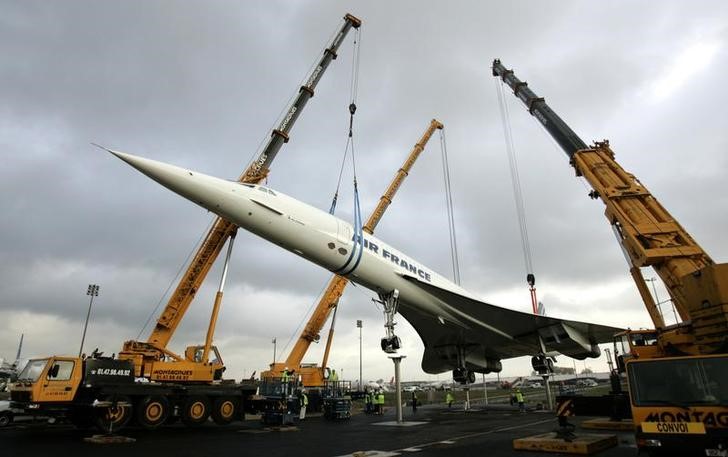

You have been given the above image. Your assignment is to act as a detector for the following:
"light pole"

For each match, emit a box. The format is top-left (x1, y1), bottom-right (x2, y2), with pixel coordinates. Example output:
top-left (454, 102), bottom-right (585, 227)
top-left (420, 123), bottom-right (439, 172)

top-left (357, 319), bottom-right (363, 390)
top-left (79, 284), bottom-right (99, 357)
top-left (272, 337), bottom-right (277, 364)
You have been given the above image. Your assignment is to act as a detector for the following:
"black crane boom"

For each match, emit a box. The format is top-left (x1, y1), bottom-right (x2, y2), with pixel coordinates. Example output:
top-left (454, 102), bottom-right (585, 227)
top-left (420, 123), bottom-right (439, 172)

top-left (492, 59), bottom-right (587, 158)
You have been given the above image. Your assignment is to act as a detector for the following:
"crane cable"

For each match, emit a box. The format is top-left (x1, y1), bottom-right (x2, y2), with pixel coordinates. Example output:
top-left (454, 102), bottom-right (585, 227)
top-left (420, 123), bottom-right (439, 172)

top-left (329, 26), bottom-right (361, 215)
top-left (280, 28), bottom-right (363, 354)
top-left (136, 217), bottom-right (217, 339)
top-left (439, 128), bottom-right (462, 286)
top-left (331, 27), bottom-right (364, 276)
top-left (495, 78), bottom-right (540, 315)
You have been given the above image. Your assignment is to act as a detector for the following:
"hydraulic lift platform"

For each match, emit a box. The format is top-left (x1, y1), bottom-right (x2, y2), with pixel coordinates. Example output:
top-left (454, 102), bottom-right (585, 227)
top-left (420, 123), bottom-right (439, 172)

top-left (513, 432), bottom-right (618, 455)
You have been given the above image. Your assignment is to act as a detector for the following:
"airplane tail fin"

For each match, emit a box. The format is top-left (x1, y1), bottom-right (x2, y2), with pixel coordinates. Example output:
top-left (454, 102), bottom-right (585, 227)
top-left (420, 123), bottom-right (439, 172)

top-left (15, 333), bottom-right (23, 362)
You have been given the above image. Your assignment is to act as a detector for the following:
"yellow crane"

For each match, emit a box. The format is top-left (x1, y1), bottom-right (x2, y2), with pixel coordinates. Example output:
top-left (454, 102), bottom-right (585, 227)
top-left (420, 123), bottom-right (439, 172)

top-left (261, 119), bottom-right (444, 387)
top-left (117, 13), bottom-right (362, 382)
top-left (493, 59), bottom-right (728, 455)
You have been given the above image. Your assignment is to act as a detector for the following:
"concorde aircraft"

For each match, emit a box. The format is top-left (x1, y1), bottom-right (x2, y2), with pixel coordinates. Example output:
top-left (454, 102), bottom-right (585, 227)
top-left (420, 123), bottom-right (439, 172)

top-left (108, 149), bottom-right (622, 384)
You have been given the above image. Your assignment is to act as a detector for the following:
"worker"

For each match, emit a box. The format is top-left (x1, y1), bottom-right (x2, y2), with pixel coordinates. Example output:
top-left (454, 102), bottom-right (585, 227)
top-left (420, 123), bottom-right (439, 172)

top-left (515, 388), bottom-right (525, 413)
top-left (365, 389), bottom-right (373, 414)
top-left (281, 367), bottom-right (290, 395)
top-left (299, 390), bottom-right (308, 420)
top-left (329, 369), bottom-right (339, 396)
top-left (376, 390), bottom-right (385, 415)
top-left (411, 391), bottom-right (418, 413)
top-left (445, 390), bottom-right (454, 408)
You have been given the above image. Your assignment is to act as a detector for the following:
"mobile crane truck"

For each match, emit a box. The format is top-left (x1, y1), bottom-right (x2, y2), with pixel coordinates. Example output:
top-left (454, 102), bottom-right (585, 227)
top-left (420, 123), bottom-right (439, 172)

top-left (10, 13), bottom-right (361, 433)
top-left (493, 59), bottom-right (727, 456)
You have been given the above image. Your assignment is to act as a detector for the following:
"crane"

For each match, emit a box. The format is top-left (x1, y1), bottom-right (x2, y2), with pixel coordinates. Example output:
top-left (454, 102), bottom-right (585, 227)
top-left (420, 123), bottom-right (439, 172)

top-left (493, 58), bottom-right (727, 455)
top-left (118, 13), bottom-right (362, 382)
top-left (261, 119), bottom-right (444, 388)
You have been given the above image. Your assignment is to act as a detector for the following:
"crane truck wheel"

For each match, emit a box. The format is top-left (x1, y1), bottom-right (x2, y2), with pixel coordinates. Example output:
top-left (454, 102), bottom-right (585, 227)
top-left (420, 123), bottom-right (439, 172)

top-left (211, 397), bottom-right (238, 425)
top-left (94, 395), bottom-right (133, 433)
top-left (181, 396), bottom-right (211, 426)
top-left (135, 395), bottom-right (169, 429)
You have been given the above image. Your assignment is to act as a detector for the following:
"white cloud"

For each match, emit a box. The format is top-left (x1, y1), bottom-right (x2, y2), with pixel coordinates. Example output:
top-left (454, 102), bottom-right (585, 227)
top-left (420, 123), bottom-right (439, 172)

top-left (651, 40), bottom-right (720, 101)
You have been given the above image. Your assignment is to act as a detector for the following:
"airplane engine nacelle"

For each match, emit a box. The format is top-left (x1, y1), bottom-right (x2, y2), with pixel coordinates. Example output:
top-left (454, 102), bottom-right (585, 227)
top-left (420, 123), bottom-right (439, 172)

top-left (478, 358), bottom-right (502, 374)
top-left (464, 355), bottom-right (502, 374)
top-left (538, 324), bottom-right (602, 360)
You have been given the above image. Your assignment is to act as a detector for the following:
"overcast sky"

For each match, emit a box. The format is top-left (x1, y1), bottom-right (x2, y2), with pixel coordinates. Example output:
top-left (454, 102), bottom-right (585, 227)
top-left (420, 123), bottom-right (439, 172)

top-left (2, 0), bottom-right (727, 384)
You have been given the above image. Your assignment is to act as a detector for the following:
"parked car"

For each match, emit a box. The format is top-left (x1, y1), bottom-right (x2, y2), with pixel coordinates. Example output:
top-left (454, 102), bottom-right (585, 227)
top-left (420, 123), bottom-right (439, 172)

top-left (0, 400), bottom-right (50, 427)
top-left (0, 400), bottom-right (18, 427)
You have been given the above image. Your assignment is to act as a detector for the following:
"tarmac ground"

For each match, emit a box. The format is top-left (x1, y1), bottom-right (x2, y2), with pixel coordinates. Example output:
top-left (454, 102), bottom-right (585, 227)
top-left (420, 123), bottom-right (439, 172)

top-left (2, 403), bottom-right (638, 457)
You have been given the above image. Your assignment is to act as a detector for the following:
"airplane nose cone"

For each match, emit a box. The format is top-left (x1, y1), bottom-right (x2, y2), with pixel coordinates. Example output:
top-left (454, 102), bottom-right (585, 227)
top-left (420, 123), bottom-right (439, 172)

top-left (104, 146), bottom-right (190, 188)
top-left (104, 145), bottom-right (236, 218)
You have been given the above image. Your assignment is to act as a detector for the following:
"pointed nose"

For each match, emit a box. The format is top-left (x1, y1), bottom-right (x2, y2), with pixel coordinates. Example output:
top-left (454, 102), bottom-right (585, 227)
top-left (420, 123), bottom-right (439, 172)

top-left (107, 148), bottom-right (237, 217)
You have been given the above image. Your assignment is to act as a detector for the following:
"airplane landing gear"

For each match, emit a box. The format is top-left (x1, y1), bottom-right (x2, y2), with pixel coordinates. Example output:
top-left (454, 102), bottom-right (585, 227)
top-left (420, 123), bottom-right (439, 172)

top-left (531, 354), bottom-right (554, 375)
top-left (452, 367), bottom-right (475, 384)
top-left (380, 335), bottom-right (401, 353)
top-left (378, 290), bottom-right (400, 354)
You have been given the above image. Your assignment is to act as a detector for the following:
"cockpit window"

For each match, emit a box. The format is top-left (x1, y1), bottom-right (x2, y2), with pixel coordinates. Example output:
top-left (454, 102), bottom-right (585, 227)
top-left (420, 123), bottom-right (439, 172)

top-left (257, 186), bottom-right (277, 196)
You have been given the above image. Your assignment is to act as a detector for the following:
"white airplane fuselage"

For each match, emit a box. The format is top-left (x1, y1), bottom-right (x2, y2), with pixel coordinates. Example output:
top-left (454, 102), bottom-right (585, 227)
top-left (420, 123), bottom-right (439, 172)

top-left (110, 151), bottom-right (475, 329)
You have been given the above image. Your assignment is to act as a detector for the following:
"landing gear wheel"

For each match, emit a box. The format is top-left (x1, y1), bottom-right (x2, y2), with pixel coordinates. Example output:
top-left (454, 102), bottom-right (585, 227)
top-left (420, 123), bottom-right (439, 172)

top-left (467, 370), bottom-right (476, 384)
top-left (182, 396), bottom-right (211, 426)
top-left (94, 395), bottom-right (132, 433)
top-left (380, 336), bottom-right (401, 353)
top-left (135, 395), bottom-right (169, 429)
top-left (211, 397), bottom-right (238, 425)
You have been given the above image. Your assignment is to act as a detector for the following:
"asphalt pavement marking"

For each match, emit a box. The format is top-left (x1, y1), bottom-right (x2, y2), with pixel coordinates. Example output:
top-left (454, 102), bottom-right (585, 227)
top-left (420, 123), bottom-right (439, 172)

top-left (394, 418), bottom-right (554, 453)
top-left (372, 421), bottom-right (428, 427)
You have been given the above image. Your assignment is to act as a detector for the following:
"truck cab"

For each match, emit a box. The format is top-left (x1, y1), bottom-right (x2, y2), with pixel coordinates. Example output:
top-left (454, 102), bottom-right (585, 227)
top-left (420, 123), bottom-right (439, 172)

top-left (11, 357), bottom-right (82, 410)
top-left (626, 354), bottom-right (728, 455)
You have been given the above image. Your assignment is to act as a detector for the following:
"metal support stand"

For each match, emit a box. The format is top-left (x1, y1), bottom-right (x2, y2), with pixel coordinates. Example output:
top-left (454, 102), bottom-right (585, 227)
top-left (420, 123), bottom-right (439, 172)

top-left (535, 334), bottom-right (554, 411)
top-left (464, 387), bottom-right (471, 411)
top-left (389, 355), bottom-right (406, 423)
top-left (543, 374), bottom-right (553, 411)
top-left (483, 373), bottom-right (489, 406)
